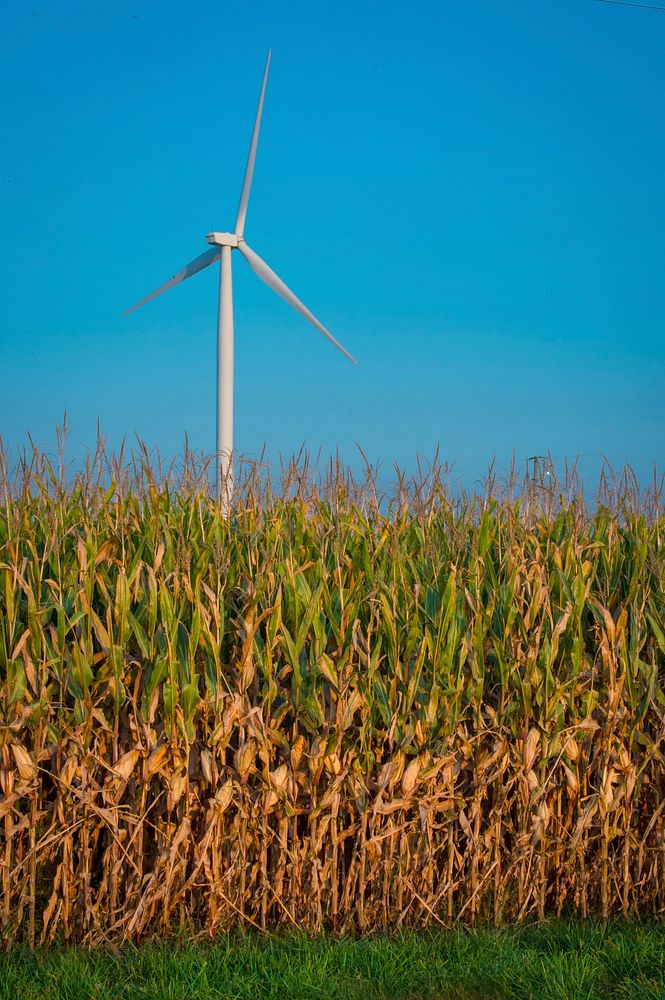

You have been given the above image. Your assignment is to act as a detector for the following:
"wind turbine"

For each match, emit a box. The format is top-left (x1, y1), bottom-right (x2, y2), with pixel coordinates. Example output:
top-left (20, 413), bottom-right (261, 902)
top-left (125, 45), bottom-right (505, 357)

top-left (124, 50), bottom-right (357, 512)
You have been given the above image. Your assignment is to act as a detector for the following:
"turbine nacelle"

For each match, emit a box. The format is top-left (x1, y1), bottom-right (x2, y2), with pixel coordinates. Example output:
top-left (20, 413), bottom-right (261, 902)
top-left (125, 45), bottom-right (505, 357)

top-left (206, 232), bottom-right (241, 248)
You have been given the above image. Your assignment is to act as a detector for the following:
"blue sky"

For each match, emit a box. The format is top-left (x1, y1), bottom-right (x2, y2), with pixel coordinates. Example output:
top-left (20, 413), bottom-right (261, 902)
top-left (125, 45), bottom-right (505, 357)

top-left (1, 0), bottom-right (663, 489)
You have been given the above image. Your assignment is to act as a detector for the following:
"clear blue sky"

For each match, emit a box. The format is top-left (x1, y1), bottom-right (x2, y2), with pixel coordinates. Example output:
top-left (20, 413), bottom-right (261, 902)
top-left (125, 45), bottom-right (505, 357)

top-left (1, 0), bottom-right (663, 488)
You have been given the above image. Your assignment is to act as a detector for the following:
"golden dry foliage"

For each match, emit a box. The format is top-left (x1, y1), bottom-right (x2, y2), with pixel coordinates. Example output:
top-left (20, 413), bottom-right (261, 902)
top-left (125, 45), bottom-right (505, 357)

top-left (0, 447), bottom-right (664, 944)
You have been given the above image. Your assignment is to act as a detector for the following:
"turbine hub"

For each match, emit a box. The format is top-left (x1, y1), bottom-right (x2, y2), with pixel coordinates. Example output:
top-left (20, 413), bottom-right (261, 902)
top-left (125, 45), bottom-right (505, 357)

top-left (206, 232), bottom-right (240, 248)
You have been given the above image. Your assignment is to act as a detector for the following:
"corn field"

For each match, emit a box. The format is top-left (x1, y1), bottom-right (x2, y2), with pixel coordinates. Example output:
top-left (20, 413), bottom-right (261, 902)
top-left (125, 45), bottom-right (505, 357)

top-left (0, 443), bottom-right (664, 945)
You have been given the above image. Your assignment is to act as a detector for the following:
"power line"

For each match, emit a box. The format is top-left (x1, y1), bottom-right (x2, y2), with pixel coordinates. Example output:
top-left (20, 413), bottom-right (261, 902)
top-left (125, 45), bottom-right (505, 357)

top-left (594, 0), bottom-right (665, 10)
top-left (447, 450), bottom-right (665, 482)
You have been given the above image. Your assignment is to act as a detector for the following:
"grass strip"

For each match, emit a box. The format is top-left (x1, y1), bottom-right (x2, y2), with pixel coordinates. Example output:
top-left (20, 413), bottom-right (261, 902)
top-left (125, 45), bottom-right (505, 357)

top-left (0, 921), bottom-right (663, 1000)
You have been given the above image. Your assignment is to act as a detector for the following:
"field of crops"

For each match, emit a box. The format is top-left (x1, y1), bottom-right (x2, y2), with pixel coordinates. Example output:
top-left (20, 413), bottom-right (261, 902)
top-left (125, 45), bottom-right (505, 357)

top-left (0, 448), bottom-right (663, 945)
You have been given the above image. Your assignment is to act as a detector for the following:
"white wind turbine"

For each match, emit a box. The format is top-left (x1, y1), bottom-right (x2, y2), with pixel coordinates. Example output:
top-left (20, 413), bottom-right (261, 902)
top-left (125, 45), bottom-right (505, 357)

top-left (124, 50), bottom-right (357, 511)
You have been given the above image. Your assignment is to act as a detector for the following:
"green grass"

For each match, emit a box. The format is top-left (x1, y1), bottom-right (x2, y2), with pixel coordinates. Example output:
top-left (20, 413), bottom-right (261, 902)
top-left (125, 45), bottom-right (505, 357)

top-left (0, 922), bottom-right (663, 1000)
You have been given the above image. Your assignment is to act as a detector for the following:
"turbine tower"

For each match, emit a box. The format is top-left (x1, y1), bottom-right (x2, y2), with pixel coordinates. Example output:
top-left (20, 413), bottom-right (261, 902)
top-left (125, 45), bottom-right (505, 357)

top-left (124, 51), bottom-right (357, 512)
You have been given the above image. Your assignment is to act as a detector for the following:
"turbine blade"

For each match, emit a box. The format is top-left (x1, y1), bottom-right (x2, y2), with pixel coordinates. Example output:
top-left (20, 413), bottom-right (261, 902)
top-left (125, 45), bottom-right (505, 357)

top-left (234, 50), bottom-right (271, 238)
top-left (123, 247), bottom-right (220, 316)
top-left (238, 241), bottom-right (357, 364)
